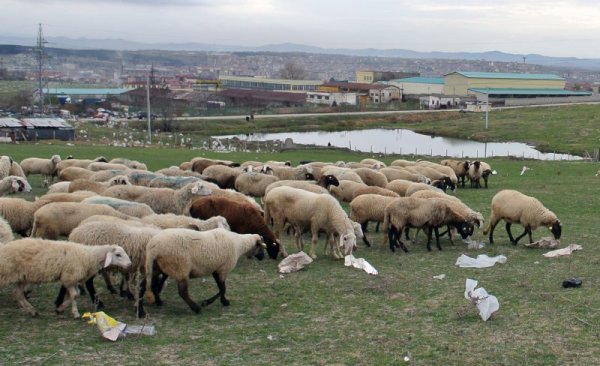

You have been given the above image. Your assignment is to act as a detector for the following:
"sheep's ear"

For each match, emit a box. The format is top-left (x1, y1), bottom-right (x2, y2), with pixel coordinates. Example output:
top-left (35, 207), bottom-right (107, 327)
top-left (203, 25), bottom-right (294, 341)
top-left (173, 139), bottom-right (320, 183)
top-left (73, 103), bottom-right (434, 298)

top-left (11, 179), bottom-right (19, 191)
top-left (191, 184), bottom-right (199, 194)
top-left (103, 251), bottom-right (113, 268)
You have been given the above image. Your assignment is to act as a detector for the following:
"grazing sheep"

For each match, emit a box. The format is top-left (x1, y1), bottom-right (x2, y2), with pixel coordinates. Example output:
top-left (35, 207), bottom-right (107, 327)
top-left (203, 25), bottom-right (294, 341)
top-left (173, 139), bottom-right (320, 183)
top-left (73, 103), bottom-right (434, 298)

top-left (483, 190), bottom-right (561, 245)
top-left (468, 161), bottom-right (483, 188)
top-left (87, 162), bottom-right (130, 172)
top-left (352, 186), bottom-right (400, 200)
top-left (360, 158), bottom-right (386, 167)
top-left (0, 156), bottom-right (12, 179)
top-left (0, 198), bottom-right (51, 236)
top-left (390, 159), bottom-right (416, 167)
top-left (202, 165), bottom-right (243, 189)
top-left (380, 167), bottom-right (429, 184)
top-left (0, 216), bottom-right (14, 243)
top-left (39, 191), bottom-right (97, 203)
top-left (155, 166), bottom-right (206, 177)
top-left (383, 197), bottom-right (473, 252)
top-left (0, 239), bottom-right (130, 318)
top-left (480, 161), bottom-right (493, 188)
top-left (263, 186), bottom-right (357, 259)
top-left (404, 182), bottom-right (444, 197)
top-left (269, 165), bottom-right (314, 180)
top-left (142, 228), bottom-right (265, 313)
top-left (68, 221), bottom-right (159, 317)
top-left (9, 160), bottom-right (25, 178)
top-left (141, 213), bottom-right (229, 231)
top-left (349, 194), bottom-right (399, 247)
top-left (234, 171), bottom-right (279, 197)
top-left (329, 180), bottom-right (368, 202)
top-left (320, 166), bottom-right (364, 184)
top-left (20, 154), bottom-right (61, 187)
top-left (352, 168), bottom-right (388, 188)
top-left (68, 175), bottom-right (131, 194)
top-left (82, 196), bottom-right (156, 218)
top-left (148, 175), bottom-right (206, 189)
top-left (88, 169), bottom-right (130, 182)
top-left (103, 181), bottom-right (213, 215)
top-left (109, 158), bottom-right (147, 170)
top-left (191, 158), bottom-right (240, 174)
top-left (405, 165), bottom-right (456, 191)
top-left (206, 187), bottom-right (264, 214)
top-left (31, 202), bottom-right (133, 239)
top-left (47, 181), bottom-right (71, 193)
top-left (56, 156), bottom-right (107, 174)
top-left (441, 159), bottom-right (470, 188)
top-left (58, 166), bottom-right (95, 181)
top-left (385, 179), bottom-right (415, 196)
top-left (189, 196), bottom-right (281, 259)
top-left (264, 174), bottom-right (339, 196)
top-left (127, 171), bottom-right (165, 186)
top-left (0, 176), bottom-right (32, 195)
top-left (415, 161), bottom-right (459, 185)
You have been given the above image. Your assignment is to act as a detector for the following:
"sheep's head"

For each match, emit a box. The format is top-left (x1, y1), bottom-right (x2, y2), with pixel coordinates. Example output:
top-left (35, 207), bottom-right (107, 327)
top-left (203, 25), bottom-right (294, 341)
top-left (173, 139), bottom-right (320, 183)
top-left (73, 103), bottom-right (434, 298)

top-left (248, 235), bottom-right (267, 261)
top-left (51, 155), bottom-right (61, 165)
top-left (104, 245), bottom-right (132, 269)
top-left (550, 220), bottom-right (562, 239)
top-left (455, 221), bottom-right (475, 239)
top-left (323, 174), bottom-right (340, 187)
top-left (339, 232), bottom-right (357, 256)
top-left (190, 182), bottom-right (213, 196)
top-left (13, 177), bottom-right (32, 193)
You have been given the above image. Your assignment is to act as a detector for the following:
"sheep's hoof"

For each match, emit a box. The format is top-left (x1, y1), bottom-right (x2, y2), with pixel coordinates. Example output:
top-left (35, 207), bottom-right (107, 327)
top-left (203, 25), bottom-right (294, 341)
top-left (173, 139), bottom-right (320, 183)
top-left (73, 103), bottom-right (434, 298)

top-left (221, 299), bottom-right (230, 307)
top-left (72, 312), bottom-right (80, 320)
top-left (96, 301), bottom-right (105, 310)
top-left (310, 253), bottom-right (317, 260)
top-left (30, 311), bottom-right (39, 318)
top-left (137, 309), bottom-right (146, 318)
top-left (190, 304), bottom-right (201, 313)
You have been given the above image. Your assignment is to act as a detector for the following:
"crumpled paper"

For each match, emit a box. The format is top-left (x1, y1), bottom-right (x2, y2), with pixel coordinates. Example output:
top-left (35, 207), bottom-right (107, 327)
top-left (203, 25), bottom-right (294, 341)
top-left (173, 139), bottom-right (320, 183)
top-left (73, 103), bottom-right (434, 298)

top-left (464, 279), bottom-right (499, 321)
top-left (524, 236), bottom-right (560, 249)
top-left (278, 251), bottom-right (313, 273)
top-left (456, 254), bottom-right (507, 268)
top-left (344, 254), bottom-right (378, 275)
top-left (82, 312), bottom-right (155, 341)
top-left (543, 244), bottom-right (582, 258)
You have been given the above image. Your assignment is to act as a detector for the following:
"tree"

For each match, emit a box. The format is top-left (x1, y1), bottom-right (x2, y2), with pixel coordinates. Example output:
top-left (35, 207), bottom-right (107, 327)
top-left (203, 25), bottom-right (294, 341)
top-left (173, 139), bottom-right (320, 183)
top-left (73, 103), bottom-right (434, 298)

top-left (279, 61), bottom-right (306, 80)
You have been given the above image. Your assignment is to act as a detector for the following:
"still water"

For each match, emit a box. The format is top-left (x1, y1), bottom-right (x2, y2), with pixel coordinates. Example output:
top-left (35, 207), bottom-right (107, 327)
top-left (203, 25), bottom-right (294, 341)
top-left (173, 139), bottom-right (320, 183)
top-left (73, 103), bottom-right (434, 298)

top-left (217, 128), bottom-right (580, 160)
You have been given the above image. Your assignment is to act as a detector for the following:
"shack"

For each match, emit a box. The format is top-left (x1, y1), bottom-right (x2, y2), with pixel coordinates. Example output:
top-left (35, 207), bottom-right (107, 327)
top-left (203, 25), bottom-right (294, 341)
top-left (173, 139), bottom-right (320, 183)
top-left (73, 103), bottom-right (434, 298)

top-left (20, 118), bottom-right (75, 141)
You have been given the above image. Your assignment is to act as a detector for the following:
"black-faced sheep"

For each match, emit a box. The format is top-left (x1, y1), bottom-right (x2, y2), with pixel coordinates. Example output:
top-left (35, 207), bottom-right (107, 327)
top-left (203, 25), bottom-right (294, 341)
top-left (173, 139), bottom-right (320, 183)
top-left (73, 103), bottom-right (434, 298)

top-left (0, 176), bottom-right (32, 195)
top-left (483, 189), bottom-right (561, 245)
top-left (0, 239), bottom-right (130, 318)
top-left (189, 196), bottom-right (281, 259)
top-left (380, 167), bottom-right (429, 184)
top-left (142, 228), bottom-right (265, 313)
top-left (441, 159), bottom-right (470, 188)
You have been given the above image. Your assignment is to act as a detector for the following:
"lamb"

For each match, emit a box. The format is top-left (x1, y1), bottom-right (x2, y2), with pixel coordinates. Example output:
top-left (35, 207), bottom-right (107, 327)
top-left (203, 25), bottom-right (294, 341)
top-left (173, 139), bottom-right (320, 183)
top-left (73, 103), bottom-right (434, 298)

top-left (68, 175), bottom-right (131, 194)
top-left (263, 174), bottom-right (340, 196)
top-left (0, 197), bottom-right (51, 236)
top-left (329, 180), bottom-right (368, 202)
top-left (102, 181), bottom-right (213, 214)
top-left (189, 196), bottom-right (282, 259)
top-left (382, 197), bottom-right (473, 252)
top-left (441, 159), bottom-right (470, 188)
top-left (0, 238), bottom-right (130, 318)
top-left (82, 196), bottom-right (156, 218)
top-left (58, 166), bottom-right (95, 181)
top-left (31, 202), bottom-right (133, 239)
top-left (482, 189), bottom-right (561, 245)
top-left (234, 171), bottom-right (279, 197)
top-left (349, 194), bottom-right (399, 246)
top-left (352, 168), bottom-right (388, 188)
top-left (67, 221), bottom-right (160, 317)
top-left (20, 154), bottom-right (61, 187)
top-left (0, 176), bottom-right (32, 195)
top-left (109, 158), bottom-right (147, 170)
top-left (141, 213), bottom-right (229, 231)
top-left (142, 228), bottom-right (265, 313)
top-left (263, 186), bottom-right (357, 259)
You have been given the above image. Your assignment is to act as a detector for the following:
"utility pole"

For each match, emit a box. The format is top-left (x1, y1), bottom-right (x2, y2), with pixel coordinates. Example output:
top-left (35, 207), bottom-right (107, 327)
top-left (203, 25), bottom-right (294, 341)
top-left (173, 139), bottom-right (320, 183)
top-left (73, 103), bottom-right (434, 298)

top-left (146, 65), bottom-right (154, 144)
top-left (36, 23), bottom-right (47, 116)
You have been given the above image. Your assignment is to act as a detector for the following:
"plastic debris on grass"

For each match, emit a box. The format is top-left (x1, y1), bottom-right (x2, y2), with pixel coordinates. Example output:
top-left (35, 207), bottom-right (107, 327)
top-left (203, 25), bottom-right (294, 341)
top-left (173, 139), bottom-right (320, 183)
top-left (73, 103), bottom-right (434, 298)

top-left (543, 244), bottom-right (582, 258)
top-left (456, 254), bottom-right (507, 268)
top-left (82, 312), bottom-right (156, 341)
top-left (464, 237), bottom-right (485, 249)
top-left (464, 279), bottom-right (499, 321)
top-left (344, 254), bottom-right (378, 275)
top-left (524, 236), bottom-right (560, 249)
top-left (278, 251), bottom-right (313, 273)
top-left (433, 274), bottom-right (446, 280)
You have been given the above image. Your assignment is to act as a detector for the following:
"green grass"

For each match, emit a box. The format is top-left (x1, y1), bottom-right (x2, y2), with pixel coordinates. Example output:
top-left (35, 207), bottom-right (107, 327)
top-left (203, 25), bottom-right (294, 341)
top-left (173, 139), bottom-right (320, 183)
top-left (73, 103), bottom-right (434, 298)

top-left (0, 143), bottom-right (598, 365)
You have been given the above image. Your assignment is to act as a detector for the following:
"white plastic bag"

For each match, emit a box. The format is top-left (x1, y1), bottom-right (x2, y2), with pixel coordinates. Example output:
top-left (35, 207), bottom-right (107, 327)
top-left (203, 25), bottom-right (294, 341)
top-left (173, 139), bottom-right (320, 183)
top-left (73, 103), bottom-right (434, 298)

top-left (344, 255), bottom-right (378, 275)
top-left (456, 254), bottom-right (507, 268)
top-left (464, 279), bottom-right (499, 321)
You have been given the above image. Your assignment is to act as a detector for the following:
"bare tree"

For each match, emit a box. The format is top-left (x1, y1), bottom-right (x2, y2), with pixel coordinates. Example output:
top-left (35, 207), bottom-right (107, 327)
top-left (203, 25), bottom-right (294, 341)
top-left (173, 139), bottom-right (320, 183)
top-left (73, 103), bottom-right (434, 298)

top-left (279, 61), bottom-right (307, 80)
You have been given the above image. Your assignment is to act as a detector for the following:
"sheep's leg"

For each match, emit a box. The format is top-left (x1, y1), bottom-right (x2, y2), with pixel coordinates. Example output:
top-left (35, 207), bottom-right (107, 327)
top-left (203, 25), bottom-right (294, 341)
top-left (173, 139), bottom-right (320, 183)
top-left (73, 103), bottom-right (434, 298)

top-left (14, 284), bottom-right (38, 317)
top-left (55, 286), bottom-right (67, 308)
top-left (426, 227), bottom-right (434, 251)
top-left (137, 278), bottom-right (147, 318)
top-left (202, 272), bottom-right (229, 307)
top-left (101, 271), bottom-right (118, 294)
top-left (387, 226), bottom-right (397, 252)
top-left (176, 279), bottom-right (200, 313)
top-left (120, 273), bottom-right (135, 300)
top-left (375, 221), bottom-right (380, 233)
top-left (433, 227), bottom-right (443, 251)
top-left (309, 228), bottom-right (319, 259)
top-left (505, 222), bottom-right (516, 243)
top-left (67, 286), bottom-right (81, 319)
top-left (487, 219), bottom-right (499, 244)
top-left (152, 273), bottom-right (168, 306)
top-left (361, 222), bottom-right (371, 247)
top-left (513, 227), bottom-right (531, 245)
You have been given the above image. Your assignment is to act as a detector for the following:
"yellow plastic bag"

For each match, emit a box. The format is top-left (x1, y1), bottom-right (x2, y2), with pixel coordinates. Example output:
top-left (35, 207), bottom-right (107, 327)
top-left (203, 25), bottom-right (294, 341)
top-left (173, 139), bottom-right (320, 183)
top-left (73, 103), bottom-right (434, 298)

top-left (82, 311), bottom-right (127, 341)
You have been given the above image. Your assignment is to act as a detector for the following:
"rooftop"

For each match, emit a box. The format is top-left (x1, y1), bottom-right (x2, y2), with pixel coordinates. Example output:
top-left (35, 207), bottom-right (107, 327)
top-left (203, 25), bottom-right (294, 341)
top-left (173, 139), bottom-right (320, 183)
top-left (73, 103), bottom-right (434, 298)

top-left (393, 77), bottom-right (444, 84)
top-left (469, 88), bottom-right (592, 96)
top-left (448, 71), bottom-right (565, 81)
top-left (43, 88), bottom-right (130, 95)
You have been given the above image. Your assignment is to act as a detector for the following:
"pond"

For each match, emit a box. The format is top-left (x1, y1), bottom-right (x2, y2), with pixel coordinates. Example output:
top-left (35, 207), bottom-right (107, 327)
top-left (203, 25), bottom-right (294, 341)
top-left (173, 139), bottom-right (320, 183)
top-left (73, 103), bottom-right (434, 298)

top-left (216, 128), bottom-right (580, 161)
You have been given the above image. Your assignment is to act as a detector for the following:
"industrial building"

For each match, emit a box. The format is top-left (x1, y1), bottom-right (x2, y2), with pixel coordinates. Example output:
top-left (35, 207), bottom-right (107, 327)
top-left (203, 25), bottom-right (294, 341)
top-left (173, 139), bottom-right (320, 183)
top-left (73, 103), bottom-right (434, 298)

top-left (387, 77), bottom-right (444, 96)
top-left (356, 71), bottom-right (419, 83)
top-left (218, 75), bottom-right (322, 92)
top-left (0, 117), bottom-right (74, 142)
top-left (443, 71), bottom-right (566, 96)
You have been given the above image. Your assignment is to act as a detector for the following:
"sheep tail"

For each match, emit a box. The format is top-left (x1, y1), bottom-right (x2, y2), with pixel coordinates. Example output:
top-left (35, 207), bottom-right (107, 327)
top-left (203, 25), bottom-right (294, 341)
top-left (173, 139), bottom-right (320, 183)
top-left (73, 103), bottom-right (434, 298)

top-left (482, 221), bottom-right (491, 235)
top-left (143, 254), bottom-right (156, 304)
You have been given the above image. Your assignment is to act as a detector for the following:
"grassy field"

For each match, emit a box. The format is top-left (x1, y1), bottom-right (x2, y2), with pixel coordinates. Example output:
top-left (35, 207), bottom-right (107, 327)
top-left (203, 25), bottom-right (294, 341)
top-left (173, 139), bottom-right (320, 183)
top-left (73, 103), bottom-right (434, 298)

top-left (0, 143), bottom-right (598, 365)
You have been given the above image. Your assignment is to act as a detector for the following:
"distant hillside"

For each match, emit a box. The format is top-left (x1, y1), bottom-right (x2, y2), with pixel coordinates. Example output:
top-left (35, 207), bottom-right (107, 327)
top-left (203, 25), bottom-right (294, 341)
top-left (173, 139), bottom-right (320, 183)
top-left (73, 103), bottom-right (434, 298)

top-left (2, 35), bottom-right (600, 71)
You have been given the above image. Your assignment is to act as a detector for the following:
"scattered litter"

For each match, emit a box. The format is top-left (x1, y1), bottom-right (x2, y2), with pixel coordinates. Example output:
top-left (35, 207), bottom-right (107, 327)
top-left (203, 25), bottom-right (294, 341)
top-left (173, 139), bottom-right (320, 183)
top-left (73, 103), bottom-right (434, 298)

top-left (456, 254), bottom-right (507, 268)
top-left (543, 244), bottom-right (582, 258)
top-left (82, 311), bottom-right (155, 341)
top-left (520, 166), bottom-right (532, 175)
top-left (464, 279), bottom-right (499, 321)
top-left (344, 254), bottom-right (378, 275)
top-left (278, 251), bottom-right (313, 273)
top-left (491, 170), bottom-right (498, 175)
top-left (267, 334), bottom-right (276, 341)
top-left (534, 261), bottom-right (540, 265)
top-left (524, 236), bottom-right (560, 249)
top-left (464, 237), bottom-right (485, 249)
top-left (562, 277), bottom-right (583, 288)
top-left (433, 274), bottom-right (446, 280)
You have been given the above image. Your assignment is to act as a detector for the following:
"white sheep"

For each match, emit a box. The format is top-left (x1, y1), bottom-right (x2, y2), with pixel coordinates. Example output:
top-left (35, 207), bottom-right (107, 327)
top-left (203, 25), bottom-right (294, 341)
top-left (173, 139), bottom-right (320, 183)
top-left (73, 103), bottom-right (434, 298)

top-left (20, 154), bottom-right (61, 187)
top-left (9, 160), bottom-right (26, 178)
top-left (0, 197), bottom-right (51, 236)
top-left (263, 174), bottom-right (340, 196)
top-left (58, 166), bottom-right (95, 181)
top-left (39, 191), bottom-right (97, 203)
top-left (352, 167), bottom-right (388, 188)
top-left (109, 158), bottom-right (147, 170)
top-left (390, 159), bottom-right (416, 167)
top-left (126, 170), bottom-right (165, 186)
top-left (269, 165), bottom-right (313, 180)
top-left (349, 194), bottom-right (399, 247)
top-left (143, 228), bottom-right (265, 313)
top-left (56, 156), bottom-right (107, 174)
top-left (140, 213), bottom-right (229, 231)
top-left (468, 161), bottom-right (484, 188)
top-left (88, 169), bottom-right (130, 182)
top-left (47, 181), bottom-right (71, 194)
top-left (329, 180), bottom-right (368, 202)
top-left (234, 171), bottom-right (279, 197)
top-left (148, 176), bottom-right (204, 189)
top-left (351, 186), bottom-right (399, 200)
top-left (0, 176), bottom-right (32, 195)
top-left (155, 166), bottom-right (206, 177)
top-left (0, 216), bottom-right (14, 243)
top-left (31, 202), bottom-right (133, 239)
top-left (103, 181), bottom-right (213, 214)
top-left (360, 158), bottom-right (386, 167)
top-left (68, 175), bottom-right (131, 194)
top-left (320, 166), bottom-right (364, 184)
top-left (264, 186), bottom-right (357, 259)
top-left (482, 189), bottom-right (561, 245)
top-left (380, 167), bottom-right (429, 184)
top-left (82, 196), bottom-right (156, 218)
top-left (87, 162), bottom-right (130, 172)
top-left (0, 156), bottom-right (12, 179)
top-left (404, 182), bottom-right (444, 197)
top-left (0, 238), bottom-right (130, 318)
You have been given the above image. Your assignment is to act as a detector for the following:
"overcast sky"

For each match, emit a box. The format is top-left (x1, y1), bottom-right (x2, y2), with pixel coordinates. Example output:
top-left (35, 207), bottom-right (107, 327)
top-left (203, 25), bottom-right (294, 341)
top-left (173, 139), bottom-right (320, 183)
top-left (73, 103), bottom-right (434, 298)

top-left (3, 0), bottom-right (600, 58)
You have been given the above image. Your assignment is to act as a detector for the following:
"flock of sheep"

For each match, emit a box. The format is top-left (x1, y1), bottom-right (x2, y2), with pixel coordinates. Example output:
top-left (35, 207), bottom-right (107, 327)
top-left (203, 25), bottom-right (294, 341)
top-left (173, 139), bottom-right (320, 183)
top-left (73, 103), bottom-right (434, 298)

top-left (0, 153), bottom-right (561, 318)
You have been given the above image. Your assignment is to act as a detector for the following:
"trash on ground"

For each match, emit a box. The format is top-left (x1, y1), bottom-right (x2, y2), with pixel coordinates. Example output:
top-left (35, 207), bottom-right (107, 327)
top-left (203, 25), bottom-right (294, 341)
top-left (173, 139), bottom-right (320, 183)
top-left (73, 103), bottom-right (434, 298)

top-left (433, 274), bottom-right (446, 280)
top-left (278, 251), bottom-right (313, 273)
top-left (464, 279), bottom-right (499, 321)
top-left (524, 236), bottom-right (560, 249)
top-left (464, 237), bottom-right (485, 249)
top-left (562, 277), bottom-right (583, 288)
top-left (543, 244), bottom-right (582, 258)
top-left (344, 254), bottom-right (378, 275)
top-left (456, 254), bottom-right (507, 268)
top-left (82, 311), bottom-right (155, 341)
